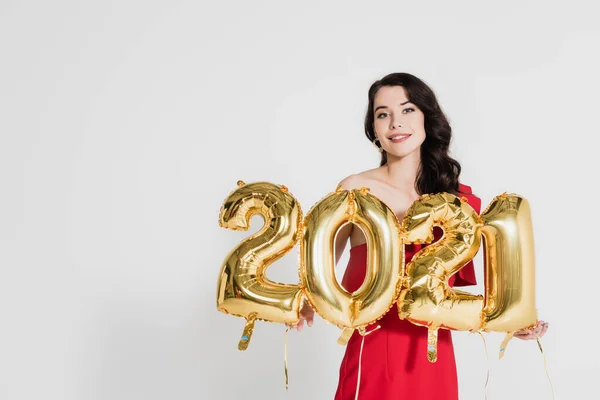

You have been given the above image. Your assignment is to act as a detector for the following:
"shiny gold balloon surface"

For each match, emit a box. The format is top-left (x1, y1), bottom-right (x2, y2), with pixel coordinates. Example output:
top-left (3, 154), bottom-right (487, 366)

top-left (217, 181), bottom-right (303, 346)
top-left (216, 182), bottom-right (540, 355)
top-left (398, 192), bottom-right (484, 331)
top-left (480, 193), bottom-right (537, 332)
top-left (301, 187), bottom-right (403, 329)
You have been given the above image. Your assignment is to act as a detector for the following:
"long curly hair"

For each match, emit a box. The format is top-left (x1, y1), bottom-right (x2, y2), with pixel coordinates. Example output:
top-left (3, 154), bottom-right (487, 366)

top-left (364, 72), bottom-right (461, 195)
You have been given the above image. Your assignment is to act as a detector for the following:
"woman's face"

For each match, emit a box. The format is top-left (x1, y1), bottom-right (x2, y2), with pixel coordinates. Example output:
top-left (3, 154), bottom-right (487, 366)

top-left (373, 85), bottom-right (426, 158)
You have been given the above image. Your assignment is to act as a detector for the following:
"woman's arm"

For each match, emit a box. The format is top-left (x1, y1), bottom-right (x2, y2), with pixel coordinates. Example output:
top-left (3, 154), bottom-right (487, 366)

top-left (334, 222), bottom-right (353, 265)
top-left (333, 174), bottom-right (361, 265)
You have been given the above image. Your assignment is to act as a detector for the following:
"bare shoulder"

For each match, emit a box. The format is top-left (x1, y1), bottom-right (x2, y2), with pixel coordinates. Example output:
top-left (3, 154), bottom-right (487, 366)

top-left (337, 168), bottom-right (384, 190)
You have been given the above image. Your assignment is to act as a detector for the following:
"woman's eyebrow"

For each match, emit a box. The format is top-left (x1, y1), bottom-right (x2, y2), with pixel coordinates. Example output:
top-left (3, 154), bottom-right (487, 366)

top-left (375, 101), bottom-right (412, 112)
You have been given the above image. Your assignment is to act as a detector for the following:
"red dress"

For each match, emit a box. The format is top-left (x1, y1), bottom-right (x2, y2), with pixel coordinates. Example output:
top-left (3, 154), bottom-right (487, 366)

top-left (334, 184), bottom-right (481, 400)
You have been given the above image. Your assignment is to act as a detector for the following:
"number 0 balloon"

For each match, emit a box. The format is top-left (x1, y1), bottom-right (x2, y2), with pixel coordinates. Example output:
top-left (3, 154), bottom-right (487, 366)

top-left (300, 186), bottom-right (403, 331)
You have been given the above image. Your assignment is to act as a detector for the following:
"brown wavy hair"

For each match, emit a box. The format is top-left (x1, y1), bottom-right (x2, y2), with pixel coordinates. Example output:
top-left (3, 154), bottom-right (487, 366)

top-left (364, 72), bottom-right (461, 195)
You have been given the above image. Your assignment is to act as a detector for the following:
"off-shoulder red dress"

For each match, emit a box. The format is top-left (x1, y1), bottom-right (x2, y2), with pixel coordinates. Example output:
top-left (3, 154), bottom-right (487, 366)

top-left (334, 184), bottom-right (481, 400)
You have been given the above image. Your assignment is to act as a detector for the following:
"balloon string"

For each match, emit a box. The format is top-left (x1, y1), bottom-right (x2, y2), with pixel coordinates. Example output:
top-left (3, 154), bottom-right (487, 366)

top-left (238, 312), bottom-right (257, 351)
top-left (536, 338), bottom-right (555, 400)
top-left (354, 334), bottom-right (366, 400)
top-left (284, 327), bottom-right (289, 391)
top-left (474, 331), bottom-right (491, 400)
top-left (427, 326), bottom-right (439, 363)
top-left (354, 325), bottom-right (381, 400)
top-left (498, 332), bottom-right (514, 359)
top-left (337, 327), bottom-right (355, 346)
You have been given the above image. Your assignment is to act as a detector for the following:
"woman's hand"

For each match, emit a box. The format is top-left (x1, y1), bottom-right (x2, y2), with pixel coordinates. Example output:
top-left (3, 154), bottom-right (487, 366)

top-left (294, 302), bottom-right (314, 331)
top-left (514, 320), bottom-right (549, 340)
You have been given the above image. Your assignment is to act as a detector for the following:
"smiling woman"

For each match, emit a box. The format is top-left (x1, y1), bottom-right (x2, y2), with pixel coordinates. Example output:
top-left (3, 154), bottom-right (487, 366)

top-left (365, 73), bottom-right (462, 196)
top-left (373, 90), bottom-right (425, 150)
top-left (294, 72), bottom-right (548, 400)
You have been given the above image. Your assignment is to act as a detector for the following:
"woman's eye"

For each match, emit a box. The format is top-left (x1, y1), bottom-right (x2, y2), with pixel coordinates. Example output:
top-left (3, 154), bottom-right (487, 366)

top-left (376, 113), bottom-right (389, 119)
top-left (403, 108), bottom-right (415, 113)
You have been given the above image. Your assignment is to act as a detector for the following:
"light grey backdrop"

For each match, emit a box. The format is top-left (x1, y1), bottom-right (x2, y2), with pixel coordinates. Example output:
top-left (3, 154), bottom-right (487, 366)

top-left (1, 1), bottom-right (598, 399)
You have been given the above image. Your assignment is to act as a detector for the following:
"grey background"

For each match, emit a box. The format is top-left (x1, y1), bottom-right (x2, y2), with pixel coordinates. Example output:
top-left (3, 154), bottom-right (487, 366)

top-left (1, 1), bottom-right (598, 399)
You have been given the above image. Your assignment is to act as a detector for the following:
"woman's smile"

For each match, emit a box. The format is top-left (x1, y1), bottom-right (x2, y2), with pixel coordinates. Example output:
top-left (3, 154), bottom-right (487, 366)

top-left (387, 133), bottom-right (412, 143)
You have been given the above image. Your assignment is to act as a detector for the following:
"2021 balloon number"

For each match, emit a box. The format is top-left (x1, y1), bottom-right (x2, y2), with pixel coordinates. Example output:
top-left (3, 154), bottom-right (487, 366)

top-left (217, 181), bottom-right (537, 361)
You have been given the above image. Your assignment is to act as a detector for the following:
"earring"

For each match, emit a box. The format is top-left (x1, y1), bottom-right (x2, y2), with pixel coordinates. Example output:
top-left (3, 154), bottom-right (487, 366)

top-left (372, 138), bottom-right (383, 153)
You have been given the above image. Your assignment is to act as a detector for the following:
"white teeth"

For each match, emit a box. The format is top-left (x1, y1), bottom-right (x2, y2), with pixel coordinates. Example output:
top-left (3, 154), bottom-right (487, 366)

top-left (389, 135), bottom-right (410, 141)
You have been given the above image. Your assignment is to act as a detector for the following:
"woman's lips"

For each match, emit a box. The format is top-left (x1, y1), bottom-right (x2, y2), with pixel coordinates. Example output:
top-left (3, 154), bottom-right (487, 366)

top-left (387, 133), bottom-right (412, 142)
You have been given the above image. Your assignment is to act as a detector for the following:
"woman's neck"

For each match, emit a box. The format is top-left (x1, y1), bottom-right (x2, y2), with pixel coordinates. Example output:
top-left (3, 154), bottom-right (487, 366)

top-left (382, 150), bottom-right (421, 193)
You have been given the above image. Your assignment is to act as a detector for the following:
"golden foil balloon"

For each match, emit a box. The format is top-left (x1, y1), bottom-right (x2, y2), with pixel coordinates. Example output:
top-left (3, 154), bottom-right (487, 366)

top-left (217, 181), bottom-right (303, 350)
top-left (480, 193), bottom-right (537, 333)
top-left (301, 187), bottom-right (403, 330)
top-left (398, 192), bottom-right (484, 362)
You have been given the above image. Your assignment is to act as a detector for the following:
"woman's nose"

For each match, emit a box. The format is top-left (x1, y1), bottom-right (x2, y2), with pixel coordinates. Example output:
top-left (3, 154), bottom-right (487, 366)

top-left (391, 120), bottom-right (403, 129)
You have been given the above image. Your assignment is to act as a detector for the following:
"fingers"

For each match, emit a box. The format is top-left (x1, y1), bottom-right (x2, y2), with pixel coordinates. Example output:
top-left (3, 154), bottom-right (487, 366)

top-left (539, 321), bottom-right (549, 338)
top-left (533, 320), bottom-right (549, 338)
top-left (514, 321), bottom-right (549, 340)
top-left (296, 317), bottom-right (315, 331)
top-left (514, 333), bottom-right (535, 340)
top-left (514, 326), bottom-right (535, 340)
top-left (514, 330), bottom-right (533, 339)
top-left (515, 327), bottom-right (532, 336)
